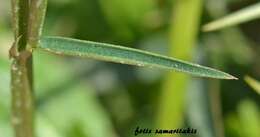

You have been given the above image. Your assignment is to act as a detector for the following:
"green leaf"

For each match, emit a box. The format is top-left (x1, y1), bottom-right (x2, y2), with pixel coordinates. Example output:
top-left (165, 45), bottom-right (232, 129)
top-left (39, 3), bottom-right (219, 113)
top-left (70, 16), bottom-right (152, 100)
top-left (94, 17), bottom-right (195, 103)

top-left (244, 75), bottom-right (260, 94)
top-left (38, 36), bottom-right (237, 79)
top-left (203, 2), bottom-right (260, 32)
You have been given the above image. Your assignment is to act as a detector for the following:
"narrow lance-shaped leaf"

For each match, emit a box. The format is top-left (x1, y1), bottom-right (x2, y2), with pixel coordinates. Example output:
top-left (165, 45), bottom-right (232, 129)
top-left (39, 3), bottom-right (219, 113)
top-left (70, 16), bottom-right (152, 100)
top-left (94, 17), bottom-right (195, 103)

top-left (244, 75), bottom-right (260, 95)
top-left (203, 2), bottom-right (260, 32)
top-left (38, 36), bottom-right (237, 79)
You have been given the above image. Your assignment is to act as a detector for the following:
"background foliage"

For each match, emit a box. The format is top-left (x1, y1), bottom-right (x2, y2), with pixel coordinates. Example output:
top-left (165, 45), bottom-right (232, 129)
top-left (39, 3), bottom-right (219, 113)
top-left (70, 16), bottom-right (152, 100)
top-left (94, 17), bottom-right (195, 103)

top-left (0, 0), bottom-right (259, 137)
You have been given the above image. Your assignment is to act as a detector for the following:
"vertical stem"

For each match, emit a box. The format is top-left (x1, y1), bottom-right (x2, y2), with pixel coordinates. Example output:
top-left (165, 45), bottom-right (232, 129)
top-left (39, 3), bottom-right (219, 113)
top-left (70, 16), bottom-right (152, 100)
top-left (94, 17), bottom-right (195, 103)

top-left (28, 0), bottom-right (48, 47)
top-left (156, 0), bottom-right (203, 132)
top-left (11, 51), bottom-right (34, 137)
top-left (11, 0), bottom-right (33, 137)
top-left (12, 0), bottom-right (30, 51)
top-left (10, 0), bottom-right (47, 137)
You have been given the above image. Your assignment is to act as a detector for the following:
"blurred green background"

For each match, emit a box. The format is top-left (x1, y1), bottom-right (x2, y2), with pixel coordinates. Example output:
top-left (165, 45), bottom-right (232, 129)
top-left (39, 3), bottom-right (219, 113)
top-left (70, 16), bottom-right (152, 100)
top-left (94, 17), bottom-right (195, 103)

top-left (0, 0), bottom-right (259, 137)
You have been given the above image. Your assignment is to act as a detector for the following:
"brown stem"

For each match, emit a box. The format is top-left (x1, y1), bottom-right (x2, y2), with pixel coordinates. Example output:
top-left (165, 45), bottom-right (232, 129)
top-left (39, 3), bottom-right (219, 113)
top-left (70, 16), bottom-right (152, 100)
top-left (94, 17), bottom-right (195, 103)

top-left (10, 0), bottom-right (47, 137)
top-left (10, 0), bottom-right (33, 137)
top-left (11, 51), bottom-right (34, 137)
top-left (28, 0), bottom-right (48, 47)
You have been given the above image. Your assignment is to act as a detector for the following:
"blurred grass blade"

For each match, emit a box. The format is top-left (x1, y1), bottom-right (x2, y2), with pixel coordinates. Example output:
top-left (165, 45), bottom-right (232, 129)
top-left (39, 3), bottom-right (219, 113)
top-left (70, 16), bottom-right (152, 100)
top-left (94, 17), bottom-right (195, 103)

top-left (244, 75), bottom-right (260, 94)
top-left (38, 36), bottom-right (236, 79)
top-left (203, 2), bottom-right (260, 32)
top-left (157, 0), bottom-right (204, 132)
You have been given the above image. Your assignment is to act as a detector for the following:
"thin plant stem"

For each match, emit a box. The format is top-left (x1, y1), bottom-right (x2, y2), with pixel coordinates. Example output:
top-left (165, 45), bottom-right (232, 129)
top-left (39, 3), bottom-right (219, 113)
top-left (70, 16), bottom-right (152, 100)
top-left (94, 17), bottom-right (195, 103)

top-left (11, 51), bottom-right (34, 137)
top-left (10, 0), bottom-right (47, 137)
top-left (28, 0), bottom-right (48, 47)
top-left (10, 0), bottom-right (33, 137)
